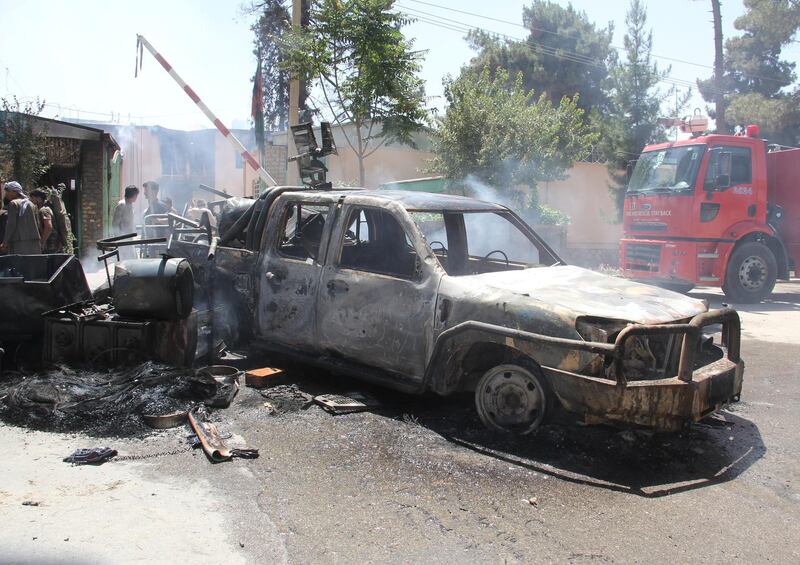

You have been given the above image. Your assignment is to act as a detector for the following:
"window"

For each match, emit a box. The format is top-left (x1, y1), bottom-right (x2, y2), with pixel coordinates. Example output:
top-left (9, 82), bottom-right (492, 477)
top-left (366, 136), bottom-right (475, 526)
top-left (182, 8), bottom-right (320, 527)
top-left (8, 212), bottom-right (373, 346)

top-left (463, 212), bottom-right (539, 265)
top-left (339, 207), bottom-right (419, 279)
top-left (704, 146), bottom-right (752, 189)
top-left (409, 210), bottom-right (545, 276)
top-left (277, 202), bottom-right (330, 261)
top-left (627, 145), bottom-right (705, 194)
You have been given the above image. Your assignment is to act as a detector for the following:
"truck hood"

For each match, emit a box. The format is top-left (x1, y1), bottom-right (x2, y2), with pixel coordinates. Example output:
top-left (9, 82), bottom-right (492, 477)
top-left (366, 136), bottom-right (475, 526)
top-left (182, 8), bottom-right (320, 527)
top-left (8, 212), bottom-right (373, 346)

top-left (464, 265), bottom-right (707, 324)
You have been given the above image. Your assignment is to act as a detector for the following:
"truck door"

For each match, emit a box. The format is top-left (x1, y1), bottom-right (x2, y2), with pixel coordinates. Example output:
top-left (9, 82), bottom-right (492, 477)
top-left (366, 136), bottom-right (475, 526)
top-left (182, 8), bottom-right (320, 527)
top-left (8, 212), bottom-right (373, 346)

top-left (316, 204), bottom-right (440, 384)
top-left (256, 199), bottom-right (332, 350)
top-left (697, 145), bottom-right (760, 234)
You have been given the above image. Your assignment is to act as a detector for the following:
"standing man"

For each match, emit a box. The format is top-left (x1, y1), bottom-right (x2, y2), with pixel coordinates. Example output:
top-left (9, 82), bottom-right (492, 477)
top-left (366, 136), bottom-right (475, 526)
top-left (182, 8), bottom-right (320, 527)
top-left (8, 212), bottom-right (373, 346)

top-left (29, 189), bottom-right (54, 253)
top-left (142, 180), bottom-right (168, 220)
top-left (50, 183), bottom-right (74, 254)
top-left (112, 185), bottom-right (139, 260)
top-left (0, 181), bottom-right (41, 255)
top-left (112, 185), bottom-right (139, 236)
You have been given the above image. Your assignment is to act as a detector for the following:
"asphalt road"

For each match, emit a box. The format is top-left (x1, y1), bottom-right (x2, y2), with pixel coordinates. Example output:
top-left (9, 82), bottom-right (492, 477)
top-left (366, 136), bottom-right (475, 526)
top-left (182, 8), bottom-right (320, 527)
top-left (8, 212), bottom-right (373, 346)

top-left (1, 281), bottom-right (798, 564)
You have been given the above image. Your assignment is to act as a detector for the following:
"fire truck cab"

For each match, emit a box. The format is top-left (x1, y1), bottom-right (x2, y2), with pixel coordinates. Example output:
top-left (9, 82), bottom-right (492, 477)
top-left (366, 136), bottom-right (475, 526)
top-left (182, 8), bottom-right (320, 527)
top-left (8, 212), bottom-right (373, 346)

top-left (620, 124), bottom-right (799, 303)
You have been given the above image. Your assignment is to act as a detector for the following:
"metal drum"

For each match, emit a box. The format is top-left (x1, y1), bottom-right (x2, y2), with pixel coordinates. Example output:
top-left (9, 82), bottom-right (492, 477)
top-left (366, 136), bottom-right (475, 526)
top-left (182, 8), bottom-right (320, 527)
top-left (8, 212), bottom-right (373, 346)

top-left (113, 258), bottom-right (194, 320)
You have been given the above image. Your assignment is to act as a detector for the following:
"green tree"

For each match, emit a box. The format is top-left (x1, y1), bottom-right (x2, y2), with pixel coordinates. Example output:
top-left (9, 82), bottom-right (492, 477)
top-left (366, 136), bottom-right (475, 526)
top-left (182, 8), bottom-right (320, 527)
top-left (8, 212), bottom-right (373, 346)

top-left (466, 1), bottom-right (614, 116)
top-left (0, 97), bottom-right (50, 190)
top-left (282, 0), bottom-right (428, 186)
top-left (600, 0), bottom-right (681, 218)
top-left (249, 0), bottom-right (293, 131)
top-left (429, 67), bottom-right (596, 222)
top-left (698, 0), bottom-right (800, 142)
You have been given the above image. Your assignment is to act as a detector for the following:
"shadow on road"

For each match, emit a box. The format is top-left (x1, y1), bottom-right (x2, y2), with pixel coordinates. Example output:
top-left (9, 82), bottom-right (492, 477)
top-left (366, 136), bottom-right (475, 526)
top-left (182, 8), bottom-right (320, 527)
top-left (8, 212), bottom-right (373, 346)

top-left (690, 281), bottom-right (800, 313)
top-left (247, 356), bottom-right (767, 500)
top-left (377, 392), bottom-right (766, 499)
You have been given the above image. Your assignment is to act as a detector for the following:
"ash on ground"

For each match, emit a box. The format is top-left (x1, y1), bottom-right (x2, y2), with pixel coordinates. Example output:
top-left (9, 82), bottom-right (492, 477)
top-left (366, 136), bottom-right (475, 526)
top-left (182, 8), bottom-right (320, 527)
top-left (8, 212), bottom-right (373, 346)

top-left (0, 362), bottom-right (227, 437)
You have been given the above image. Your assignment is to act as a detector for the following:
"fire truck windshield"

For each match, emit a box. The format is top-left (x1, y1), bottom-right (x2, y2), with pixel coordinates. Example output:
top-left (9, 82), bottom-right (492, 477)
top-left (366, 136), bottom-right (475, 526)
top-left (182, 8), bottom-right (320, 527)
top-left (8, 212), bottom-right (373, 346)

top-left (627, 145), bottom-right (705, 194)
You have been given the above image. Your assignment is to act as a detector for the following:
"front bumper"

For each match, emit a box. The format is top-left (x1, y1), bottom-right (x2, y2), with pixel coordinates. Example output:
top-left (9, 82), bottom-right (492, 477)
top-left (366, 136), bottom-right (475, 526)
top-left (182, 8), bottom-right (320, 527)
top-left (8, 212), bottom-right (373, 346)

top-left (545, 308), bottom-right (743, 430)
top-left (619, 238), bottom-right (733, 287)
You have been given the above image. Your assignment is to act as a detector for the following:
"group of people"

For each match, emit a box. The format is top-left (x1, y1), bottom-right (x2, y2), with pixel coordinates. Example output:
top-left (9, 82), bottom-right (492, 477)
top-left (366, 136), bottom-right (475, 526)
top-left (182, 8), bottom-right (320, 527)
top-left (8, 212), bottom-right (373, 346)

top-left (111, 180), bottom-right (217, 239)
top-left (110, 180), bottom-right (179, 238)
top-left (1, 177), bottom-right (218, 257)
top-left (0, 181), bottom-right (72, 255)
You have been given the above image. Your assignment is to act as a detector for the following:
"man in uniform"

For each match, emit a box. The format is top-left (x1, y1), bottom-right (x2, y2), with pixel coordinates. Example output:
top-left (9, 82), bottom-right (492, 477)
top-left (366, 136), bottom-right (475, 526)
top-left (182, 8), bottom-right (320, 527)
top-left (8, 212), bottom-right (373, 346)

top-left (50, 183), bottom-right (74, 254)
top-left (0, 181), bottom-right (41, 255)
top-left (30, 189), bottom-right (54, 253)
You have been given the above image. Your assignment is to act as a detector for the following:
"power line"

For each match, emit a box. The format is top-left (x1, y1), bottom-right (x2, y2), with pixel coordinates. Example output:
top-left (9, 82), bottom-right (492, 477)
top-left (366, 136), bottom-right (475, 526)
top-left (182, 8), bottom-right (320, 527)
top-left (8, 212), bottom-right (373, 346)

top-left (401, 0), bottom-right (794, 88)
top-left (401, 6), bottom-right (704, 95)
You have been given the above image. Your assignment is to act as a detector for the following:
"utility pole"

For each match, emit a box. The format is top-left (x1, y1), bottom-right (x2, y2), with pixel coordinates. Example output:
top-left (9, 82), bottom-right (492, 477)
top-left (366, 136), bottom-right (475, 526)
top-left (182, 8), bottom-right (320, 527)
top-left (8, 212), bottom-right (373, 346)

top-left (711, 0), bottom-right (726, 133)
top-left (287, 0), bottom-right (302, 185)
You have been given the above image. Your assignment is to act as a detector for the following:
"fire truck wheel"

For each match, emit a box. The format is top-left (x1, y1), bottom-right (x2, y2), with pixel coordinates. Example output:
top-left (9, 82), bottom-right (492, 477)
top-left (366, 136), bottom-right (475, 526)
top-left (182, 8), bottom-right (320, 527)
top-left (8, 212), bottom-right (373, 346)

top-left (723, 241), bottom-right (777, 303)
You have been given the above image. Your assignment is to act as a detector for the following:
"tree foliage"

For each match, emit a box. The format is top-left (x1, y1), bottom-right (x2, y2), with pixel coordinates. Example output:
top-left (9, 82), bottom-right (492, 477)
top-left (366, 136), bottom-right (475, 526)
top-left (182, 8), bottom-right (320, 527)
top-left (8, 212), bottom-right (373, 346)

top-left (465, 1), bottom-right (614, 116)
top-left (429, 66), bottom-right (596, 219)
top-left (599, 0), bottom-right (680, 218)
top-left (282, 0), bottom-right (428, 186)
top-left (249, 0), bottom-right (294, 131)
top-left (0, 97), bottom-right (50, 190)
top-left (698, 0), bottom-right (800, 142)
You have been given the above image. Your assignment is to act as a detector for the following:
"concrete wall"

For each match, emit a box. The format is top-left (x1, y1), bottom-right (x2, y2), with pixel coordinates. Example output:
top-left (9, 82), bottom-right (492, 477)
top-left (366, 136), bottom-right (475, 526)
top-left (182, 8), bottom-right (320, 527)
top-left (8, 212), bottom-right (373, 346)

top-left (325, 144), bottom-right (434, 188)
top-left (538, 162), bottom-right (624, 267)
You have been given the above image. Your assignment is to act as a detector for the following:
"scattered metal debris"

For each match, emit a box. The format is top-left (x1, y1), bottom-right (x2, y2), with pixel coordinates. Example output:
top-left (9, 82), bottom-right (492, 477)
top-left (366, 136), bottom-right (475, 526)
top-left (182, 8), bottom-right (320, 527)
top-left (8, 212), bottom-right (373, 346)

top-left (142, 411), bottom-right (189, 429)
top-left (187, 407), bottom-right (258, 462)
top-left (260, 385), bottom-right (314, 413)
top-left (314, 392), bottom-right (380, 415)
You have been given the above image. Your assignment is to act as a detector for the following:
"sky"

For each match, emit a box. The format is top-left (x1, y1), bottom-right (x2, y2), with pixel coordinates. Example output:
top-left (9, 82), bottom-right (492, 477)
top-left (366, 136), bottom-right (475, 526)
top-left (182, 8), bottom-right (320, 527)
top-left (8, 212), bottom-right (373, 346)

top-left (0, 0), bottom-right (798, 132)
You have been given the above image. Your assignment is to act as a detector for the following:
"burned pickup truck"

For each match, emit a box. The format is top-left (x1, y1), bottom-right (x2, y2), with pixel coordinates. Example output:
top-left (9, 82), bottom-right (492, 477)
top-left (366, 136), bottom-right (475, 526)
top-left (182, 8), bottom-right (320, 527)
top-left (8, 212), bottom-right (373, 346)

top-left (161, 187), bottom-right (744, 434)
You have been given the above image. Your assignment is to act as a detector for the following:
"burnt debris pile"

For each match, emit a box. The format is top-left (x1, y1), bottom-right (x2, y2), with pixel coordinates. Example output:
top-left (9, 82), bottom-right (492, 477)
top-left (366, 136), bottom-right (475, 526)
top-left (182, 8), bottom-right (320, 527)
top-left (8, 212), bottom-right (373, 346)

top-left (0, 362), bottom-right (234, 436)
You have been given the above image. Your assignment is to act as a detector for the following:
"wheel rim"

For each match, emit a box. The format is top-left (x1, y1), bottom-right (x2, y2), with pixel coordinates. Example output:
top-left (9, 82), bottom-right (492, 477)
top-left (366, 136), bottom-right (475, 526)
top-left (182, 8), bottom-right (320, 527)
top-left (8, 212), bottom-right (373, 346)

top-left (738, 255), bottom-right (768, 291)
top-left (475, 365), bottom-right (545, 434)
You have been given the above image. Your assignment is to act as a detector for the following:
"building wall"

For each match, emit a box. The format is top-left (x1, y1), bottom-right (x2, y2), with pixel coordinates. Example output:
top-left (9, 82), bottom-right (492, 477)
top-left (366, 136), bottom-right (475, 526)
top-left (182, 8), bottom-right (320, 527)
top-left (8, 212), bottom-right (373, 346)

top-left (224, 139), bottom-right (288, 197)
top-left (79, 140), bottom-right (104, 256)
top-left (325, 145), bottom-right (434, 188)
top-left (538, 162), bottom-right (624, 267)
top-left (272, 124), bottom-right (433, 189)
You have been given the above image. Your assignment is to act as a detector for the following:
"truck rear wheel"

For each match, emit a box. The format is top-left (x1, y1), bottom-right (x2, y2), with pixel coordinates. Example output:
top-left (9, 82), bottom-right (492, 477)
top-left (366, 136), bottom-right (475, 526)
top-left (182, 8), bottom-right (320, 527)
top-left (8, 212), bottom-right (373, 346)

top-left (474, 361), bottom-right (550, 435)
top-left (722, 241), bottom-right (777, 303)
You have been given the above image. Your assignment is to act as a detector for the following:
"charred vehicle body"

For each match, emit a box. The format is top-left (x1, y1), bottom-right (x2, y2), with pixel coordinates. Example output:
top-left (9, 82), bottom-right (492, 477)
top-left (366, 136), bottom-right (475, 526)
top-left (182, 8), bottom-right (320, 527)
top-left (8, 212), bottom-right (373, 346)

top-left (151, 186), bottom-right (744, 434)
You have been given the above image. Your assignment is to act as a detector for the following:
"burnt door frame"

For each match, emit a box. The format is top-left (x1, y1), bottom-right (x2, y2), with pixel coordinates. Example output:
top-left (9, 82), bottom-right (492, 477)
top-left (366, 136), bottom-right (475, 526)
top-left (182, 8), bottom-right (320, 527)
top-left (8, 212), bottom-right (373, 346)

top-left (256, 195), bottom-right (335, 350)
top-left (316, 200), bottom-right (442, 383)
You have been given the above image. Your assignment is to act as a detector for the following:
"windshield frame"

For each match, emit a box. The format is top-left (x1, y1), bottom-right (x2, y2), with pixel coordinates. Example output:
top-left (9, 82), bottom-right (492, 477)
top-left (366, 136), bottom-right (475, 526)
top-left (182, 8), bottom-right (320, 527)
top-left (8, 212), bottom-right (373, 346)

top-left (407, 208), bottom-right (563, 276)
top-left (627, 144), bottom-right (707, 195)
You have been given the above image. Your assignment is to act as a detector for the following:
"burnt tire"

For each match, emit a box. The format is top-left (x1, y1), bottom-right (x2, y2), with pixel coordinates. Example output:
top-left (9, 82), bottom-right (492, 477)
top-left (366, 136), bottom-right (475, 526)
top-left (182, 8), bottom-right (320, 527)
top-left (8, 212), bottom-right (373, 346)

top-left (722, 241), bottom-right (777, 303)
top-left (474, 360), bottom-right (550, 435)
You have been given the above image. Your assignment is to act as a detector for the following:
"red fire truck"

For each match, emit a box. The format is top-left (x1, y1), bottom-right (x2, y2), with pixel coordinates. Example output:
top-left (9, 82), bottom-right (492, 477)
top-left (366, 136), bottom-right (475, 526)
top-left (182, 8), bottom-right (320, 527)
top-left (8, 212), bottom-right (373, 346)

top-left (620, 123), bottom-right (798, 302)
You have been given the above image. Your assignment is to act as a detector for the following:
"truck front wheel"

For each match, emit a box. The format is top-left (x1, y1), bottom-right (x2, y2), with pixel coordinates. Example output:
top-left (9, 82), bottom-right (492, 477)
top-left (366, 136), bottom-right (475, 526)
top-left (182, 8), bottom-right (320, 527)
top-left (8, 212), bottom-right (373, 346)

top-left (723, 241), bottom-right (777, 303)
top-left (474, 361), bottom-right (550, 435)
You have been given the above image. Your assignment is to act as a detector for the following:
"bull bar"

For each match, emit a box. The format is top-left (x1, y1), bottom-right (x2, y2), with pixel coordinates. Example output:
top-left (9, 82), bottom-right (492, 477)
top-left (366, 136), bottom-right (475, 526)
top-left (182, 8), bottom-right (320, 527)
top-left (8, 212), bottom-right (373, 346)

top-left (430, 308), bottom-right (741, 387)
